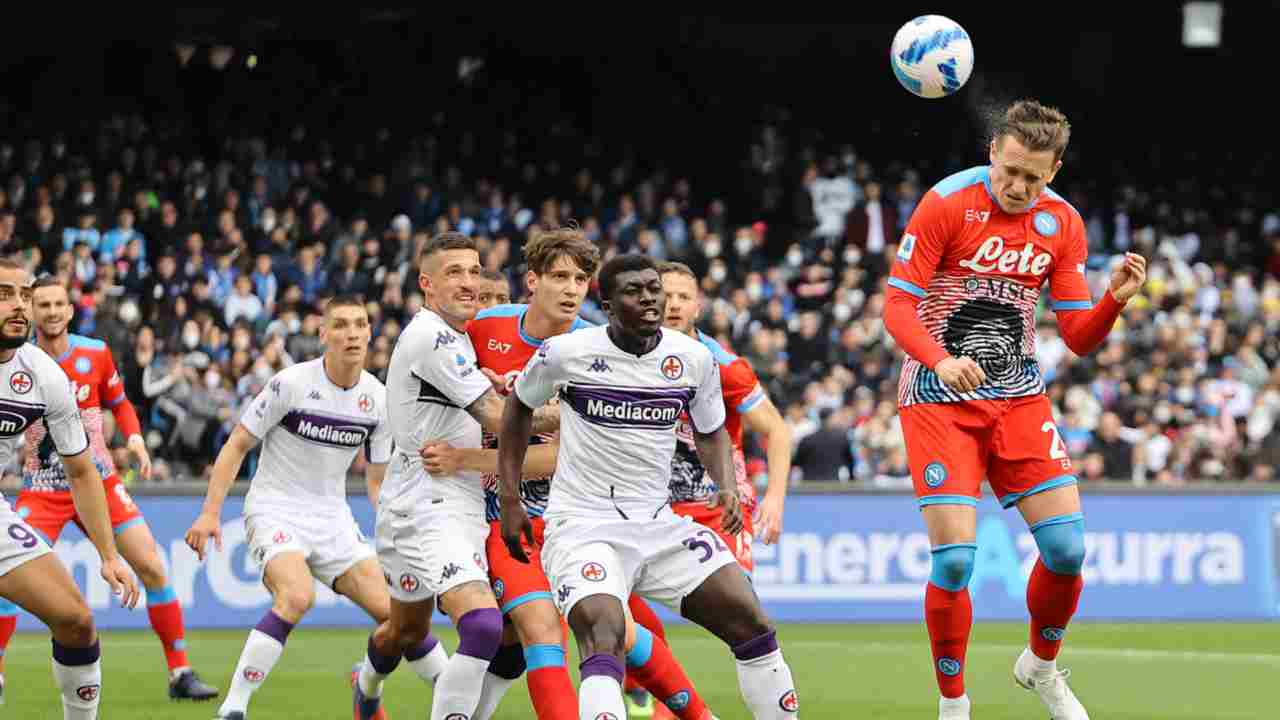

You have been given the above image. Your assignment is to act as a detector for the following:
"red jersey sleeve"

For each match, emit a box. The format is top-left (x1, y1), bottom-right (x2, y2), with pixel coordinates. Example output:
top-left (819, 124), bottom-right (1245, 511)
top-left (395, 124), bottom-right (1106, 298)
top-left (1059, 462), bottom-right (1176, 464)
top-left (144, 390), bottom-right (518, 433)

top-left (99, 347), bottom-right (142, 437)
top-left (884, 189), bottom-right (957, 369)
top-left (1049, 207), bottom-right (1124, 355)
top-left (722, 358), bottom-right (765, 415)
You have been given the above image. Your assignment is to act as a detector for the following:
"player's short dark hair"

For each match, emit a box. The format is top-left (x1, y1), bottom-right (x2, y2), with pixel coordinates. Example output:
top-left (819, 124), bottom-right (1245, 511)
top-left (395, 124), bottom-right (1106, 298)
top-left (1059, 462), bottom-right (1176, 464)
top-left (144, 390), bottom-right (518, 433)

top-left (32, 275), bottom-right (64, 292)
top-left (993, 99), bottom-right (1071, 162)
top-left (656, 261), bottom-right (697, 282)
top-left (417, 231), bottom-right (476, 268)
top-left (0, 258), bottom-right (26, 274)
top-left (325, 294), bottom-right (367, 317)
top-left (524, 225), bottom-right (601, 277)
top-left (480, 269), bottom-right (508, 283)
top-left (598, 253), bottom-right (658, 301)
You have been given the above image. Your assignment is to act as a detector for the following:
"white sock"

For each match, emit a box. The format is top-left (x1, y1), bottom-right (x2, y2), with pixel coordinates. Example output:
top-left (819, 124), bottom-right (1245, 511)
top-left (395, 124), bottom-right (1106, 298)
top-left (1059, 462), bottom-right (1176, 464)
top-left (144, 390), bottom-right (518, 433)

top-left (357, 655), bottom-right (388, 698)
top-left (52, 657), bottom-right (101, 720)
top-left (218, 629), bottom-right (285, 715)
top-left (430, 652), bottom-right (490, 720)
top-left (409, 641), bottom-right (450, 686)
top-left (1025, 647), bottom-right (1058, 679)
top-left (579, 675), bottom-right (625, 720)
top-left (736, 648), bottom-right (800, 719)
top-left (471, 671), bottom-right (518, 720)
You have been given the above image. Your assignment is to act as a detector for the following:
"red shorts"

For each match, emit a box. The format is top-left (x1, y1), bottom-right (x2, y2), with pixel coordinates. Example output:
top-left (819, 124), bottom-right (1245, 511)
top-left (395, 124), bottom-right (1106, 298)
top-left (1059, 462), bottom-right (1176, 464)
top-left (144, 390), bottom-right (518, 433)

top-left (901, 394), bottom-right (1077, 509)
top-left (14, 476), bottom-right (145, 545)
top-left (671, 500), bottom-right (755, 572)
top-left (486, 517), bottom-right (553, 616)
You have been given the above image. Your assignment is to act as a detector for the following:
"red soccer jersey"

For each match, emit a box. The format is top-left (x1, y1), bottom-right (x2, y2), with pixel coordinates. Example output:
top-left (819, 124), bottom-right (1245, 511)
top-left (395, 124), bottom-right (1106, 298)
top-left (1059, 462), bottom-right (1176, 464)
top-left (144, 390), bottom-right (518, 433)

top-left (886, 165), bottom-right (1095, 408)
top-left (669, 331), bottom-right (763, 509)
top-left (466, 303), bottom-right (593, 519)
top-left (22, 334), bottom-right (127, 490)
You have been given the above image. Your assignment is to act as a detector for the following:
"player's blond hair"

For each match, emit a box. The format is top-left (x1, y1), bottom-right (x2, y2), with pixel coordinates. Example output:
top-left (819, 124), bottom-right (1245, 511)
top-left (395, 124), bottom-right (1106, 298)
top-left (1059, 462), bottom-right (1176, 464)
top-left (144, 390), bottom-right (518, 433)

top-left (524, 224), bottom-right (601, 277)
top-left (994, 99), bottom-right (1071, 162)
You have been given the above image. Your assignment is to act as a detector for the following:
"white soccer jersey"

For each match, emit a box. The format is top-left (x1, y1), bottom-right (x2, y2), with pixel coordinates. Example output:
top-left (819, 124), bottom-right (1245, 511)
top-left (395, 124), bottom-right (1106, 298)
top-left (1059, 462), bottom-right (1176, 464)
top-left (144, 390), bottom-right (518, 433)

top-left (240, 358), bottom-right (391, 517)
top-left (0, 344), bottom-right (87, 500)
top-left (381, 308), bottom-right (492, 511)
top-left (513, 326), bottom-right (725, 518)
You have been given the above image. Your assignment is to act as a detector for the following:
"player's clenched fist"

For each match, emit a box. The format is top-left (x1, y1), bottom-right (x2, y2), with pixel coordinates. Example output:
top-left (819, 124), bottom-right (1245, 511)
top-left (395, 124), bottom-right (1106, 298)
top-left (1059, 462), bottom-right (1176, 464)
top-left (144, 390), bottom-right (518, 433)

top-left (1109, 252), bottom-right (1147, 303)
top-left (935, 356), bottom-right (986, 394)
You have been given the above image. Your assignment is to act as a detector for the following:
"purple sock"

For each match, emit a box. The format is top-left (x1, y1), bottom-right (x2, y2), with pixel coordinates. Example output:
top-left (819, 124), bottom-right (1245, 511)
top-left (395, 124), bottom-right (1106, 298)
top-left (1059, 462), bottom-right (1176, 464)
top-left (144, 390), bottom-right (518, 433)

top-left (51, 638), bottom-right (100, 666)
top-left (455, 607), bottom-right (502, 660)
top-left (367, 634), bottom-right (402, 674)
top-left (402, 633), bottom-right (439, 662)
top-left (579, 653), bottom-right (624, 683)
top-left (254, 610), bottom-right (295, 645)
top-left (732, 629), bottom-right (779, 661)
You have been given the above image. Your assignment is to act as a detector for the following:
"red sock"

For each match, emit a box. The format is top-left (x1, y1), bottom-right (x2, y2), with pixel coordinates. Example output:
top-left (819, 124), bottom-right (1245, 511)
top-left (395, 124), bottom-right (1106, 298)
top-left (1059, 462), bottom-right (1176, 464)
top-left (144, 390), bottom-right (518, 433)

top-left (524, 644), bottom-right (578, 720)
top-left (625, 594), bottom-right (665, 692)
top-left (628, 626), bottom-right (708, 720)
top-left (0, 612), bottom-right (15, 673)
top-left (925, 583), bottom-right (972, 699)
top-left (1027, 558), bottom-right (1083, 660)
top-left (146, 592), bottom-right (190, 671)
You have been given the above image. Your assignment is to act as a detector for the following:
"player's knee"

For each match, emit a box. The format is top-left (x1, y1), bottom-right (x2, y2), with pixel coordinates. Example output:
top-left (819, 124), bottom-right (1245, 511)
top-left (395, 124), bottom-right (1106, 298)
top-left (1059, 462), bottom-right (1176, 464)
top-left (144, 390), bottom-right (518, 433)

top-left (53, 605), bottom-right (97, 647)
top-left (486, 641), bottom-right (527, 680)
top-left (456, 607), bottom-right (504, 660)
top-left (1032, 516), bottom-right (1085, 575)
top-left (274, 585), bottom-right (315, 620)
top-left (134, 554), bottom-right (167, 589)
top-left (929, 544), bottom-right (976, 591)
top-left (512, 604), bottom-right (564, 647)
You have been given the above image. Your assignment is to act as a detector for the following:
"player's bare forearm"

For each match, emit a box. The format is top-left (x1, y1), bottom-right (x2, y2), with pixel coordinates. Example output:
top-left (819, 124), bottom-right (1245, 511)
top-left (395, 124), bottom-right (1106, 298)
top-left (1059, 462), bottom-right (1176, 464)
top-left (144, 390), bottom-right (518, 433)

top-left (365, 462), bottom-right (387, 510)
top-left (497, 394), bottom-right (535, 502)
top-left (744, 397), bottom-right (793, 500)
top-left (693, 426), bottom-right (736, 497)
top-left (64, 451), bottom-right (120, 562)
top-left (530, 403), bottom-right (560, 435)
top-left (466, 387), bottom-right (507, 434)
top-left (204, 424), bottom-right (259, 517)
top-left (462, 443), bottom-right (558, 478)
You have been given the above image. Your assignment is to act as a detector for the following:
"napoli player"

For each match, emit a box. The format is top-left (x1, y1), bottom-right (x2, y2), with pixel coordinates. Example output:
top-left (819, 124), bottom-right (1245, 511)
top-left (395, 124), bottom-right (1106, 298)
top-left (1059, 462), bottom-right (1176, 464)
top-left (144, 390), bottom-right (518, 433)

top-left (0, 277), bottom-right (218, 702)
top-left (619, 260), bottom-right (795, 717)
top-left (477, 269), bottom-right (512, 309)
top-left (0, 258), bottom-right (138, 719)
top-left (882, 100), bottom-right (1146, 720)
top-left (499, 254), bottom-right (800, 720)
top-left (421, 229), bottom-right (717, 720)
top-left (185, 295), bottom-right (448, 720)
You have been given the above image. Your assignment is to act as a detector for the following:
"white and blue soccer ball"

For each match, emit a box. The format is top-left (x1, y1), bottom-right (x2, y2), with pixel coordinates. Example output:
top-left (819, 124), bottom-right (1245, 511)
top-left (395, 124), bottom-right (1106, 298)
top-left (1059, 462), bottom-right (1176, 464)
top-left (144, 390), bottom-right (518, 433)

top-left (890, 15), bottom-right (974, 99)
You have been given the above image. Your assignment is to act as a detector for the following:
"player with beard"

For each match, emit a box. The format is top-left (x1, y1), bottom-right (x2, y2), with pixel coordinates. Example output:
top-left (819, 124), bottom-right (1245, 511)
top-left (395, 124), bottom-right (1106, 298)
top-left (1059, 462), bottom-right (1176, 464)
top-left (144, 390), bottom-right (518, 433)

top-left (0, 277), bottom-right (218, 703)
top-left (0, 258), bottom-right (138, 719)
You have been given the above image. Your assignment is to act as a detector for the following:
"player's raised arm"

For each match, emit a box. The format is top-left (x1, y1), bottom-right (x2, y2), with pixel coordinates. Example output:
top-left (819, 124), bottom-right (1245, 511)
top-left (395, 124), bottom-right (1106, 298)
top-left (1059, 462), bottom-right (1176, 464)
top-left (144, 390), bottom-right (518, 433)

top-left (98, 346), bottom-right (150, 480)
top-left (688, 352), bottom-right (742, 534)
top-left (882, 188), bottom-right (987, 392)
top-left (741, 393), bottom-right (792, 544)
top-left (1047, 216), bottom-right (1146, 355)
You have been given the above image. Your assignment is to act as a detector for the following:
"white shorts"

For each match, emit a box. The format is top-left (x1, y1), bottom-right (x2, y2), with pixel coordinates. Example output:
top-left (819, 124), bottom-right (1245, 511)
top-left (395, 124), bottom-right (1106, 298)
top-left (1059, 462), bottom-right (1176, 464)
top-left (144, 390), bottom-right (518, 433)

top-left (375, 498), bottom-right (490, 603)
top-left (0, 500), bottom-right (52, 578)
top-left (244, 510), bottom-right (375, 589)
top-left (541, 506), bottom-right (738, 619)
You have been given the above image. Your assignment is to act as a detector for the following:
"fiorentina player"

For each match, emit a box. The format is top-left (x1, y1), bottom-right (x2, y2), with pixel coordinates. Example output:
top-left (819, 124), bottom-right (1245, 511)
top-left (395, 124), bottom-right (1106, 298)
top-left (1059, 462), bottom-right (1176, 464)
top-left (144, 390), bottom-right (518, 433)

top-left (421, 229), bottom-right (719, 720)
top-left (498, 253), bottom-right (799, 720)
top-left (0, 277), bottom-right (216, 702)
top-left (882, 99), bottom-right (1146, 720)
top-left (620, 260), bottom-right (794, 718)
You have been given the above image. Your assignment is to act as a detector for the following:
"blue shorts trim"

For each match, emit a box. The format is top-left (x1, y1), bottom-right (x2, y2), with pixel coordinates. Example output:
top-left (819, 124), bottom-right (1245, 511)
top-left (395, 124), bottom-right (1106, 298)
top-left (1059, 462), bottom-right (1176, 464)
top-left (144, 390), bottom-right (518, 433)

top-left (999, 475), bottom-right (1078, 509)
top-left (499, 590), bottom-right (553, 616)
top-left (113, 516), bottom-right (146, 535)
top-left (918, 495), bottom-right (978, 508)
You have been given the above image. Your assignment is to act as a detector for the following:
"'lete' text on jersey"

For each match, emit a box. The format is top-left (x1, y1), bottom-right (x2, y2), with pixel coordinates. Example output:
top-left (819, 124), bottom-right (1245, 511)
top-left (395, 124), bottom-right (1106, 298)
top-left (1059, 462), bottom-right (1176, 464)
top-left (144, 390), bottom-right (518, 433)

top-left (670, 330), bottom-right (762, 511)
top-left (240, 358), bottom-right (391, 517)
top-left (467, 303), bottom-right (592, 521)
top-left (513, 326), bottom-right (725, 518)
top-left (22, 336), bottom-right (121, 492)
top-left (888, 166), bottom-right (1093, 407)
top-left (2, 345), bottom-right (87, 501)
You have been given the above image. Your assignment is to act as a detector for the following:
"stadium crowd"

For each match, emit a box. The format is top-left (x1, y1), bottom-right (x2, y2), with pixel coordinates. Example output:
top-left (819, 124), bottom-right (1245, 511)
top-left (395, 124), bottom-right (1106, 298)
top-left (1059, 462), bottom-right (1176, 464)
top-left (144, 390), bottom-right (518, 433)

top-left (0, 111), bottom-right (1277, 489)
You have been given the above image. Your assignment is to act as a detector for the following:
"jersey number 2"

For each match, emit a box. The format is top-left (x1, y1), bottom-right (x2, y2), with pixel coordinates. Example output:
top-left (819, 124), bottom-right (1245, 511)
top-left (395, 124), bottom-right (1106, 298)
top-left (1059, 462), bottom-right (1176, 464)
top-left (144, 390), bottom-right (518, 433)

top-left (1041, 422), bottom-right (1072, 470)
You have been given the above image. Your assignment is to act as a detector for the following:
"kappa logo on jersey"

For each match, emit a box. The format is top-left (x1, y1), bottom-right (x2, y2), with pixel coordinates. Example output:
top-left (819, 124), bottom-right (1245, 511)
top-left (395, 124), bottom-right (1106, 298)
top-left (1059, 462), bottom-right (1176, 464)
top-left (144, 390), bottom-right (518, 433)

top-left (581, 561), bottom-right (607, 582)
top-left (660, 355), bottom-right (684, 381)
top-left (897, 233), bottom-right (917, 262)
top-left (435, 330), bottom-right (457, 350)
top-left (243, 667), bottom-right (265, 683)
top-left (399, 573), bottom-right (420, 593)
top-left (589, 357), bottom-right (611, 373)
top-left (270, 379), bottom-right (281, 395)
top-left (556, 583), bottom-right (575, 607)
top-left (958, 236), bottom-right (1053, 276)
top-left (778, 689), bottom-right (799, 712)
top-left (487, 338), bottom-right (512, 354)
top-left (964, 208), bottom-right (991, 223)
top-left (440, 562), bottom-right (463, 581)
top-left (76, 684), bottom-right (100, 702)
top-left (307, 390), bottom-right (323, 401)
top-left (8, 371), bottom-right (31, 395)
top-left (271, 530), bottom-right (291, 544)
top-left (358, 393), bottom-right (373, 413)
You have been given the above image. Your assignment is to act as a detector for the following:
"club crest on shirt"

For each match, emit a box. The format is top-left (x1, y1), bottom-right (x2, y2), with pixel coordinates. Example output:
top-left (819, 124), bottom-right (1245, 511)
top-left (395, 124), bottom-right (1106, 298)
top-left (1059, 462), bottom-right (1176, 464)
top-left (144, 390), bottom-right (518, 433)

top-left (358, 393), bottom-right (374, 413)
top-left (8, 371), bottom-right (32, 395)
top-left (660, 355), bottom-right (684, 381)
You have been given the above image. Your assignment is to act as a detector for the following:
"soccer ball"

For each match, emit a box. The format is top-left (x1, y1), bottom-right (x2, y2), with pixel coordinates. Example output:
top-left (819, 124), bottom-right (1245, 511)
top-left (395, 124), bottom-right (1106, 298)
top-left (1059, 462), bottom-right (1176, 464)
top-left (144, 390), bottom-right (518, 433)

top-left (890, 15), bottom-right (974, 99)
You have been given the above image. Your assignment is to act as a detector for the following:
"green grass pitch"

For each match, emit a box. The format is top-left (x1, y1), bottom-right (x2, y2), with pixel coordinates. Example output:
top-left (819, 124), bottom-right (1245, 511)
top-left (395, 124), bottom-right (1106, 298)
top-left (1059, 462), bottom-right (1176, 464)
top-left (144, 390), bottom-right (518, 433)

top-left (1, 621), bottom-right (1274, 718)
